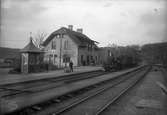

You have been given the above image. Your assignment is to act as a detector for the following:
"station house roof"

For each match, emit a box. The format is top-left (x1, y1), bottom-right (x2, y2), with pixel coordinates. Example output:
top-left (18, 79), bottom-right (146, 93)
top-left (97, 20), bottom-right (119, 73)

top-left (43, 27), bottom-right (98, 47)
top-left (21, 37), bottom-right (42, 53)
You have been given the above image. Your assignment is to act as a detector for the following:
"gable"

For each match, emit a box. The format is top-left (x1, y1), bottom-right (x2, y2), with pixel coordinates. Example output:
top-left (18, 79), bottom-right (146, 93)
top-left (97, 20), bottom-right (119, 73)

top-left (44, 34), bottom-right (78, 51)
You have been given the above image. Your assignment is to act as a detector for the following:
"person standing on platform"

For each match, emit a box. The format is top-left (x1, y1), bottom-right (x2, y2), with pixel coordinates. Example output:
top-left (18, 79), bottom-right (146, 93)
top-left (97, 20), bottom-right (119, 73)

top-left (46, 62), bottom-right (49, 72)
top-left (69, 60), bottom-right (73, 72)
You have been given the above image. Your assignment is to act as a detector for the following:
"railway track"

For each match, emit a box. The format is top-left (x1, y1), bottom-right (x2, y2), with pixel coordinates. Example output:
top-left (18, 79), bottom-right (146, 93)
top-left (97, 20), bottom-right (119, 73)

top-left (94, 67), bottom-right (151, 115)
top-left (0, 66), bottom-right (146, 115)
top-left (0, 70), bottom-right (105, 98)
top-left (33, 66), bottom-right (151, 115)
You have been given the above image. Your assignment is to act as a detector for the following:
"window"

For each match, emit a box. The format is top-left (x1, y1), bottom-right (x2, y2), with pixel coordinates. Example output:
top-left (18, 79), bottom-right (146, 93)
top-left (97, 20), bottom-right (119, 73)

top-left (64, 40), bottom-right (69, 50)
top-left (87, 55), bottom-right (89, 64)
top-left (95, 56), bottom-right (97, 61)
top-left (81, 55), bottom-right (84, 62)
top-left (87, 44), bottom-right (93, 51)
top-left (52, 40), bottom-right (56, 49)
top-left (108, 50), bottom-right (112, 56)
top-left (90, 44), bottom-right (93, 51)
top-left (63, 57), bottom-right (70, 63)
top-left (56, 34), bottom-right (64, 38)
top-left (49, 55), bottom-right (53, 63)
top-left (56, 34), bottom-right (60, 38)
top-left (61, 34), bottom-right (64, 38)
top-left (91, 56), bottom-right (93, 60)
top-left (87, 44), bottom-right (90, 51)
top-left (54, 54), bottom-right (57, 64)
top-left (36, 55), bottom-right (40, 64)
top-left (29, 54), bottom-right (35, 65)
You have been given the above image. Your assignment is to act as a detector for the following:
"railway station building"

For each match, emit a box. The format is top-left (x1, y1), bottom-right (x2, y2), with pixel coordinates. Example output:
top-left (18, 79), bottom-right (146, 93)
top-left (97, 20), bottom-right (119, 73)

top-left (42, 25), bottom-right (101, 68)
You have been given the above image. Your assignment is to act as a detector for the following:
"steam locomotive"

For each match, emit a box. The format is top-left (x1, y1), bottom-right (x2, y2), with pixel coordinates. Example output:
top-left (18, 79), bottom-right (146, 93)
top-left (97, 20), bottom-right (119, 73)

top-left (102, 48), bottom-right (140, 72)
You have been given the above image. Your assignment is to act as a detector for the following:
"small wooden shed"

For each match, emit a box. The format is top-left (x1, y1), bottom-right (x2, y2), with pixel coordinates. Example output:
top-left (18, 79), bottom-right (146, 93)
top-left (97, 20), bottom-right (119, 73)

top-left (20, 37), bottom-right (43, 73)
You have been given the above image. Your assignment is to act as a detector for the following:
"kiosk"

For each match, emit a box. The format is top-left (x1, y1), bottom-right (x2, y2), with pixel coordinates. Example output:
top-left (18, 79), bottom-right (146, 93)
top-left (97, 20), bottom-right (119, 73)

top-left (20, 37), bottom-right (43, 73)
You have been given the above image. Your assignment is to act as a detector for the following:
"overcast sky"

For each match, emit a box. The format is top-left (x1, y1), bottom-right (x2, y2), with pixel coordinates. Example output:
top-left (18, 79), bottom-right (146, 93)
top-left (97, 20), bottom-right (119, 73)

top-left (0, 0), bottom-right (167, 48)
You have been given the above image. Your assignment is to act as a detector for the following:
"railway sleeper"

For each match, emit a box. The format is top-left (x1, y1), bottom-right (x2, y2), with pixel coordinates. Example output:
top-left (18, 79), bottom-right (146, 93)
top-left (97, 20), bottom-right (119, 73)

top-left (31, 106), bottom-right (41, 111)
top-left (52, 99), bottom-right (61, 103)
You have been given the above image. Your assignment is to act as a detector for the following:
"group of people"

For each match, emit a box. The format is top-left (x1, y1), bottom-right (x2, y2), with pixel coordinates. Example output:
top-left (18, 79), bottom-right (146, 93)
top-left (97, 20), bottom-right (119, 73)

top-left (46, 60), bottom-right (73, 72)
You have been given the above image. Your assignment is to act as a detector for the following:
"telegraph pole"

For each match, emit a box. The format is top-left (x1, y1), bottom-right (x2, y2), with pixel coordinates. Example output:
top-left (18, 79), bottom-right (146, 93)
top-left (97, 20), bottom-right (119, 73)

top-left (59, 34), bottom-right (63, 68)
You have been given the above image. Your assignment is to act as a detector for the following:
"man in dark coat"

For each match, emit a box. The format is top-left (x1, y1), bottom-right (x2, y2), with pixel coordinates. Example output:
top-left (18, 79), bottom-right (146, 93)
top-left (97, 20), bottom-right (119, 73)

top-left (69, 60), bottom-right (73, 72)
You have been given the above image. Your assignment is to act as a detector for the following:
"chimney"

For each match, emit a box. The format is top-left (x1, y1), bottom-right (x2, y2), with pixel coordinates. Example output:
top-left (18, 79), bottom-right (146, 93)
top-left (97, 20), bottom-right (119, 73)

top-left (68, 25), bottom-right (73, 31)
top-left (77, 28), bottom-right (83, 33)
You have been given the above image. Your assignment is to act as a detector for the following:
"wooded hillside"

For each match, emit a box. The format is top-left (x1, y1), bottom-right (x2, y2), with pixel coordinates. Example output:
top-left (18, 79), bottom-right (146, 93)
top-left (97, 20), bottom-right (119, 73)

top-left (141, 42), bottom-right (167, 66)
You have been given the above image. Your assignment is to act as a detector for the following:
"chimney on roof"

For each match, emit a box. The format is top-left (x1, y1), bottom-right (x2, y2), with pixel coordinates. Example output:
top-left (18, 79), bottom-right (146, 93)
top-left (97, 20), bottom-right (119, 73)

top-left (77, 28), bottom-right (83, 33)
top-left (68, 25), bottom-right (73, 31)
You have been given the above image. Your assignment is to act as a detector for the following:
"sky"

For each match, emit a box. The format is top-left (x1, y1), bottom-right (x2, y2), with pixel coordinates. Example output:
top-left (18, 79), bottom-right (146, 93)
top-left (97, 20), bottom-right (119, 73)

top-left (0, 0), bottom-right (167, 48)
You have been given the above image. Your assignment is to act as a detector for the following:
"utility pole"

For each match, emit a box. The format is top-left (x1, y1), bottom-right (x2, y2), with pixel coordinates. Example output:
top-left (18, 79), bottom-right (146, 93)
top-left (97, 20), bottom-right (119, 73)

top-left (59, 34), bottom-right (63, 68)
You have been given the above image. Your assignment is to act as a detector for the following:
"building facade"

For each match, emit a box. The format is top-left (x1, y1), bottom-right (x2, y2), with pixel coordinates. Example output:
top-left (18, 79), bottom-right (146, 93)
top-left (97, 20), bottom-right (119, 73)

top-left (43, 25), bottom-right (100, 68)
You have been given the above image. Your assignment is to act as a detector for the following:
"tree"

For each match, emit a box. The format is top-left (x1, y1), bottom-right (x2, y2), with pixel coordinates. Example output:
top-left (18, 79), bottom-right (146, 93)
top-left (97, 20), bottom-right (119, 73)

top-left (32, 31), bottom-right (47, 49)
top-left (141, 42), bottom-right (167, 66)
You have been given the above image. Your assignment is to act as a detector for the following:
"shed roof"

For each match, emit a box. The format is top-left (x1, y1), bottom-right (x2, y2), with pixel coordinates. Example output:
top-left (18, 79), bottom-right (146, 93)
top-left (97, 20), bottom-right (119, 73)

top-left (43, 27), bottom-right (98, 46)
top-left (21, 37), bottom-right (42, 53)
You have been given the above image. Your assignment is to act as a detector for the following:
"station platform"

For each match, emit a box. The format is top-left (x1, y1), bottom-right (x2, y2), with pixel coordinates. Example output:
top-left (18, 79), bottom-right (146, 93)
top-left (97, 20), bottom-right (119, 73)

top-left (1, 66), bottom-right (143, 114)
top-left (0, 66), bottom-right (103, 85)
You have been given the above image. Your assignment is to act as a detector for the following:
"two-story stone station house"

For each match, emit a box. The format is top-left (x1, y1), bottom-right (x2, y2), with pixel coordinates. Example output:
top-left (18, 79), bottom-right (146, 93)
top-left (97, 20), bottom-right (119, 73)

top-left (42, 25), bottom-right (101, 68)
